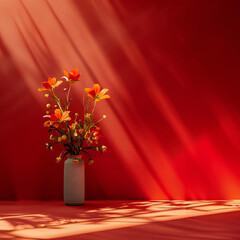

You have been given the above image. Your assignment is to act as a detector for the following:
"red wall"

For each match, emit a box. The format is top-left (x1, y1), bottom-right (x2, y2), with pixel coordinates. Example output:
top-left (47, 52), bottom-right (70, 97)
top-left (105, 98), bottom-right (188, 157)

top-left (1, 0), bottom-right (240, 200)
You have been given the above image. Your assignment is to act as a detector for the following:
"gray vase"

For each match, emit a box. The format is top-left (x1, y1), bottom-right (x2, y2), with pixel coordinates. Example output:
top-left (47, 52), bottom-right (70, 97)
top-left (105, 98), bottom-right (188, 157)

top-left (64, 156), bottom-right (84, 205)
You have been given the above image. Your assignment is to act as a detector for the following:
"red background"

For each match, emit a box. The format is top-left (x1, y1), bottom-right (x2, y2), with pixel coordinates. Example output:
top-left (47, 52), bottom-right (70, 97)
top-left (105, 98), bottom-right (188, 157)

top-left (1, 0), bottom-right (240, 200)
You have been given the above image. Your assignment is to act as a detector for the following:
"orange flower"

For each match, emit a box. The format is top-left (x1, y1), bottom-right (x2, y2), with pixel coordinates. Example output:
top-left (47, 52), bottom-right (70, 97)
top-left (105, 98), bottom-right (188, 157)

top-left (38, 77), bottom-right (62, 91)
top-left (50, 109), bottom-right (71, 122)
top-left (44, 109), bottom-right (71, 127)
top-left (85, 84), bottom-right (110, 101)
top-left (63, 68), bottom-right (80, 82)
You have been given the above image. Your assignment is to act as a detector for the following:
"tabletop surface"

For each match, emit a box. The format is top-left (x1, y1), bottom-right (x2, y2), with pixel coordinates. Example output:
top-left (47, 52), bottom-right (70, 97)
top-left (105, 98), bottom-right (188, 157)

top-left (0, 200), bottom-right (240, 239)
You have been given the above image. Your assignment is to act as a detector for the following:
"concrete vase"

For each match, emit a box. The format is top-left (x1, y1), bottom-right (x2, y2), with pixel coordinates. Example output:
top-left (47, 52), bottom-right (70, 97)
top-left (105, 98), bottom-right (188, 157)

top-left (64, 156), bottom-right (84, 205)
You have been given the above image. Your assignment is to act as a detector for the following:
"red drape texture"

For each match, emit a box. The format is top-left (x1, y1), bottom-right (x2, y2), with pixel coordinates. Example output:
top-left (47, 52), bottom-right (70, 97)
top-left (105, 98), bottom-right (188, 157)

top-left (1, 0), bottom-right (240, 200)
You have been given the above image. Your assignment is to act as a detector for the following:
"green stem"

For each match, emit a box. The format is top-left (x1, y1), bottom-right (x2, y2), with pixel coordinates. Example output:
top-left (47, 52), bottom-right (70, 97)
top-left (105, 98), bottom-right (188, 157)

top-left (51, 89), bottom-right (63, 112)
top-left (83, 96), bottom-right (89, 128)
top-left (66, 82), bottom-right (72, 111)
top-left (91, 100), bottom-right (96, 115)
top-left (83, 94), bottom-right (86, 114)
top-left (82, 150), bottom-right (91, 159)
top-left (65, 122), bottom-right (78, 154)
top-left (95, 116), bottom-right (105, 125)
top-left (83, 146), bottom-right (97, 150)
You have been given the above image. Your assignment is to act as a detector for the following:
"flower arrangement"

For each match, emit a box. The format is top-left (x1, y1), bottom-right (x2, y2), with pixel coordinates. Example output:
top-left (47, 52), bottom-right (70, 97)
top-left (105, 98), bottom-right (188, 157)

top-left (38, 68), bottom-right (110, 164)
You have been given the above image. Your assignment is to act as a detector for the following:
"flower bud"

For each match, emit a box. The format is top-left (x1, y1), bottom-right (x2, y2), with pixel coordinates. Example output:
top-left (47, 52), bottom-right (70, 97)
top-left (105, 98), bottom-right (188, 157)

top-left (56, 157), bottom-right (61, 163)
top-left (44, 121), bottom-right (51, 127)
top-left (103, 115), bottom-right (107, 119)
top-left (101, 145), bottom-right (107, 153)
top-left (46, 103), bottom-right (51, 108)
top-left (50, 135), bottom-right (55, 140)
top-left (45, 94), bottom-right (49, 98)
top-left (58, 137), bottom-right (62, 142)
top-left (75, 113), bottom-right (79, 116)
top-left (88, 159), bottom-right (94, 165)
top-left (62, 135), bottom-right (67, 140)
top-left (46, 142), bottom-right (52, 149)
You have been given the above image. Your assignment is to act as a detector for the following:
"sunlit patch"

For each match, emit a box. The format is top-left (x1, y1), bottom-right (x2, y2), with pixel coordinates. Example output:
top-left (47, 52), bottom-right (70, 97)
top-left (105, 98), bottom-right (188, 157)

top-left (0, 200), bottom-right (239, 239)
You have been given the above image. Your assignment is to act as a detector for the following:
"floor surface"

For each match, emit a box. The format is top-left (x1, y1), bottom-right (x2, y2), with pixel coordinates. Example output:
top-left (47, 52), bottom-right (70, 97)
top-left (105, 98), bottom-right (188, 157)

top-left (0, 200), bottom-right (240, 239)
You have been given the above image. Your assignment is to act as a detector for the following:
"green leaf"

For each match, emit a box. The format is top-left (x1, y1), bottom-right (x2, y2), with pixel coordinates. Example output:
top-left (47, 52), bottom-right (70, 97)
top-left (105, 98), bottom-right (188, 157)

top-left (79, 119), bottom-right (82, 127)
top-left (62, 151), bottom-right (69, 161)
top-left (48, 128), bottom-right (60, 133)
top-left (49, 94), bottom-right (55, 99)
top-left (66, 99), bottom-right (72, 109)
